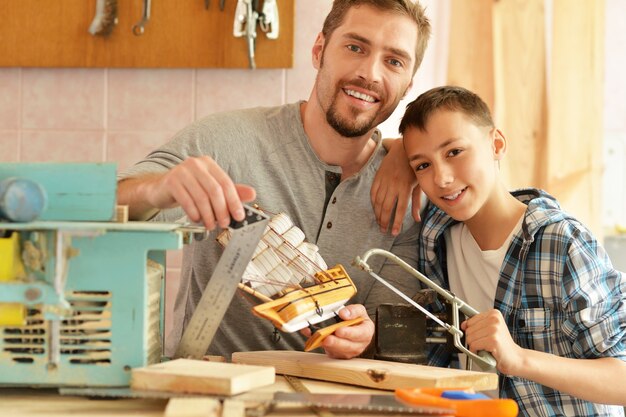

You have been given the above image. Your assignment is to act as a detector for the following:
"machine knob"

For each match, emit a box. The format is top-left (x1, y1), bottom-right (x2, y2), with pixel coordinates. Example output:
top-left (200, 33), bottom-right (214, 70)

top-left (0, 178), bottom-right (47, 222)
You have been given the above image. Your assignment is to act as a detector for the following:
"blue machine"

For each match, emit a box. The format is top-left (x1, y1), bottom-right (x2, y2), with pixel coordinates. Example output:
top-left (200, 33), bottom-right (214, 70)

top-left (0, 163), bottom-right (193, 387)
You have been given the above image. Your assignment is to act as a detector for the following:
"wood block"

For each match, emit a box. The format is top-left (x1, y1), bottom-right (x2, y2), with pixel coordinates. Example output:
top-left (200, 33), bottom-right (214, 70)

top-left (130, 358), bottom-right (275, 396)
top-left (164, 398), bottom-right (220, 417)
top-left (232, 351), bottom-right (497, 392)
top-left (114, 205), bottom-right (129, 223)
top-left (221, 399), bottom-right (245, 417)
top-left (201, 355), bottom-right (227, 363)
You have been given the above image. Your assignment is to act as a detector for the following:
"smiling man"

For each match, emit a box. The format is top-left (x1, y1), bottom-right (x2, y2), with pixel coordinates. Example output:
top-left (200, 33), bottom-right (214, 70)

top-left (117, 0), bottom-right (431, 360)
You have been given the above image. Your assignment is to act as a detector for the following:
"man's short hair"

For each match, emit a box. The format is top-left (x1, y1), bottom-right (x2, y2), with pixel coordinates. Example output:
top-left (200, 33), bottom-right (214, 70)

top-left (399, 86), bottom-right (495, 134)
top-left (322, 0), bottom-right (431, 74)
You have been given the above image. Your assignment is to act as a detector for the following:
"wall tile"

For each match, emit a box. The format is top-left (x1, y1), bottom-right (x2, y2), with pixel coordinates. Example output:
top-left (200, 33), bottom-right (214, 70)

top-left (284, 0), bottom-right (332, 104)
top-left (166, 249), bottom-right (183, 269)
top-left (0, 69), bottom-right (20, 130)
top-left (22, 69), bottom-right (105, 130)
top-left (21, 130), bottom-right (104, 162)
top-left (0, 131), bottom-right (19, 162)
top-left (108, 69), bottom-right (194, 131)
top-left (195, 69), bottom-right (284, 118)
top-left (107, 131), bottom-right (175, 172)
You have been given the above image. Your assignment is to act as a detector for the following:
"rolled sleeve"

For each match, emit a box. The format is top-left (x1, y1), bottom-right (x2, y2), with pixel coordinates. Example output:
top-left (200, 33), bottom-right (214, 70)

top-left (561, 226), bottom-right (626, 360)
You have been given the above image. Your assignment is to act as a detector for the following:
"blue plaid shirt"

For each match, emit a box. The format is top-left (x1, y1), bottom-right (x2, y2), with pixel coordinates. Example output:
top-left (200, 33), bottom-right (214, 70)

top-left (420, 188), bottom-right (626, 417)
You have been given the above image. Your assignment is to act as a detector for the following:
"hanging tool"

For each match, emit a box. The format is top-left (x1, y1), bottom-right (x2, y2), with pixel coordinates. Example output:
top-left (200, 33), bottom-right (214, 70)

top-left (233, 0), bottom-right (259, 69)
top-left (353, 249), bottom-right (497, 370)
top-left (259, 0), bottom-right (279, 39)
top-left (233, 0), bottom-right (280, 69)
top-left (174, 205), bottom-right (270, 359)
top-left (133, 0), bottom-right (152, 35)
top-left (88, 0), bottom-right (119, 36)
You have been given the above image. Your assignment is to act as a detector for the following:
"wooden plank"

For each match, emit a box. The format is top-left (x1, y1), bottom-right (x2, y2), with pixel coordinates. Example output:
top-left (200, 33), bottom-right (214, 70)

top-left (546, 0), bottom-right (605, 234)
top-left (164, 398), bottom-right (220, 417)
top-left (130, 359), bottom-right (275, 396)
top-left (221, 400), bottom-right (246, 417)
top-left (493, 0), bottom-right (547, 190)
top-left (232, 351), bottom-right (498, 392)
top-left (0, 0), bottom-right (293, 68)
top-left (447, 0), bottom-right (495, 110)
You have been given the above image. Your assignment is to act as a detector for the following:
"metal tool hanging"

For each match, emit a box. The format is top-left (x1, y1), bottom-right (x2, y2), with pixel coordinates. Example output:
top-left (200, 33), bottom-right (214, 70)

top-left (133, 0), bottom-right (152, 35)
top-left (353, 249), bottom-right (497, 371)
top-left (88, 0), bottom-right (119, 36)
top-left (233, 0), bottom-right (280, 69)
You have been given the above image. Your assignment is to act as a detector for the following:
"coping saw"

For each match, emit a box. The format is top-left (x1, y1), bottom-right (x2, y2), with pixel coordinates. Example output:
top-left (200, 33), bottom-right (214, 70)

top-left (174, 204), bottom-right (269, 359)
top-left (353, 249), bottom-right (497, 370)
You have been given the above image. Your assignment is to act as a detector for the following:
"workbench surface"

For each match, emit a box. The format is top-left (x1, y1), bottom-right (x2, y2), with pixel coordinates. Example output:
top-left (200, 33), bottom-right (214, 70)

top-left (3, 376), bottom-right (436, 417)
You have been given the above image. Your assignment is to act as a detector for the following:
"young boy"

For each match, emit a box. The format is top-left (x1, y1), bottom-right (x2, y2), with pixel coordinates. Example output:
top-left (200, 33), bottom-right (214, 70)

top-left (400, 86), bottom-right (626, 416)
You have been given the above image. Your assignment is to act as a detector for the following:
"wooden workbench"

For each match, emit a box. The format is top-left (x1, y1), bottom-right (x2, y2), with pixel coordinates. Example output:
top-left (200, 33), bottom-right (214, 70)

top-left (2, 376), bottom-right (442, 417)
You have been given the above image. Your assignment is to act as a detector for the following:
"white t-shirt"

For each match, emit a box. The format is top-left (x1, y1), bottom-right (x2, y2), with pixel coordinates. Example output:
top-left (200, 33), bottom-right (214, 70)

top-left (445, 219), bottom-right (523, 314)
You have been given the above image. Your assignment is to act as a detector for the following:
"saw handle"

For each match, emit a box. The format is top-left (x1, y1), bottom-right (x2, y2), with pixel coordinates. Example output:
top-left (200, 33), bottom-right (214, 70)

top-left (304, 317), bottom-right (364, 352)
top-left (395, 387), bottom-right (518, 417)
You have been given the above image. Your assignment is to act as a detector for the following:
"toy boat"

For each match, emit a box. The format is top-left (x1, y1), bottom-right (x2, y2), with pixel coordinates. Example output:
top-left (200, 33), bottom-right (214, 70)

top-left (217, 209), bottom-right (362, 351)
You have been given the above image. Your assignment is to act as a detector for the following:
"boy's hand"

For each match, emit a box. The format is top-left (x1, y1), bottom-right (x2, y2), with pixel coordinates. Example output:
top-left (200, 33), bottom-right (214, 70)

top-left (371, 138), bottom-right (421, 236)
top-left (462, 309), bottom-right (525, 375)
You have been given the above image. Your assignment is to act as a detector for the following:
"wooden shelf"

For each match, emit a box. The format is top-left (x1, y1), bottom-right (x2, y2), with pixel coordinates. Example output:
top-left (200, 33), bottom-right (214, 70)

top-left (0, 0), bottom-right (293, 68)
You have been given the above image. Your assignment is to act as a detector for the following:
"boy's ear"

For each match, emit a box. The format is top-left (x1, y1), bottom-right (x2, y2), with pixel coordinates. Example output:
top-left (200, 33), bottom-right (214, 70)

top-left (312, 32), bottom-right (325, 70)
top-left (492, 128), bottom-right (507, 160)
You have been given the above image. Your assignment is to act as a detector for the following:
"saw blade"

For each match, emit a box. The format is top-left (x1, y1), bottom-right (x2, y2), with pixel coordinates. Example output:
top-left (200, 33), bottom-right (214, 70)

top-left (273, 392), bottom-right (454, 415)
top-left (174, 205), bottom-right (269, 359)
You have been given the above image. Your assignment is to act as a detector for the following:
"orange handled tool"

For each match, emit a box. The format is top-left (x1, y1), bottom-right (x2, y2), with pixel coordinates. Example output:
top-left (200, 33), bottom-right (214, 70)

top-left (395, 387), bottom-right (518, 417)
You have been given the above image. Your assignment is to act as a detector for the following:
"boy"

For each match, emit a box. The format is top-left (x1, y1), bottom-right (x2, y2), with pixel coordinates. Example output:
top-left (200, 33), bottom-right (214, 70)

top-left (400, 86), bottom-right (626, 416)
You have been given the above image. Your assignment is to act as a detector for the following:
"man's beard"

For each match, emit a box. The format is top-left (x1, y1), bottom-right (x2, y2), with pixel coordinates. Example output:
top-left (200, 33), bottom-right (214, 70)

top-left (325, 99), bottom-right (377, 138)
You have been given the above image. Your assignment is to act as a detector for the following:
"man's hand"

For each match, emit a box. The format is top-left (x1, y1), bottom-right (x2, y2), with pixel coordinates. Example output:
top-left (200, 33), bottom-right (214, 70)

top-left (119, 156), bottom-right (256, 230)
top-left (302, 304), bottom-right (375, 359)
top-left (371, 138), bottom-right (422, 236)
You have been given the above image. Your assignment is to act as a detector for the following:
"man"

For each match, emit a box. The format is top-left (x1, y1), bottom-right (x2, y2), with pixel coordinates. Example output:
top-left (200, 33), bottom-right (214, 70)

top-left (118, 0), bottom-right (431, 360)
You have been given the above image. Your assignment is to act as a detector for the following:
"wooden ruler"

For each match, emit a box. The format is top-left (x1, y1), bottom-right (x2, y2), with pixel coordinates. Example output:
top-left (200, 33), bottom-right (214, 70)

top-left (284, 375), bottom-right (336, 417)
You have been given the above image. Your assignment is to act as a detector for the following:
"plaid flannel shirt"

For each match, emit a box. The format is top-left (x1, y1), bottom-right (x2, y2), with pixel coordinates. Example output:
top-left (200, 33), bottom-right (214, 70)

top-left (420, 188), bottom-right (626, 417)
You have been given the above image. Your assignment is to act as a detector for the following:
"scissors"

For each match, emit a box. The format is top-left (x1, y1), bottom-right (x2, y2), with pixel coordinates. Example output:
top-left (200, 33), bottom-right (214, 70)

top-left (395, 387), bottom-right (519, 417)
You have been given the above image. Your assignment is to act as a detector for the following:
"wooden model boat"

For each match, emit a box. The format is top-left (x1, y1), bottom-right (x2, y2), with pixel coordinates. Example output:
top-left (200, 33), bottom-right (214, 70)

top-left (217, 209), bottom-right (363, 351)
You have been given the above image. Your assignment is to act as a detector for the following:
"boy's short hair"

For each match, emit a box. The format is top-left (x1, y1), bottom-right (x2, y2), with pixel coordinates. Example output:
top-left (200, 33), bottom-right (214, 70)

top-left (399, 86), bottom-right (495, 134)
top-left (322, 0), bottom-right (431, 74)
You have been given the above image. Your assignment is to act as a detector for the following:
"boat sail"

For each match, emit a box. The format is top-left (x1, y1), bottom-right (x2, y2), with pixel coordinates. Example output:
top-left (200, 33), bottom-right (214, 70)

top-left (217, 209), bottom-right (363, 351)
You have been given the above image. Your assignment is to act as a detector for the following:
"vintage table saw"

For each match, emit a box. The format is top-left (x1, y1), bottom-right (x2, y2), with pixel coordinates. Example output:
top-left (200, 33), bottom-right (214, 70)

top-left (0, 162), bottom-right (193, 387)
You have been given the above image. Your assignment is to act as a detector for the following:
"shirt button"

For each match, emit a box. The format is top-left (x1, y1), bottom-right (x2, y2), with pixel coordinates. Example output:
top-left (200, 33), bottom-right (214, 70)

top-left (331, 197), bottom-right (337, 204)
top-left (326, 222), bottom-right (332, 229)
top-left (518, 319), bottom-right (526, 328)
